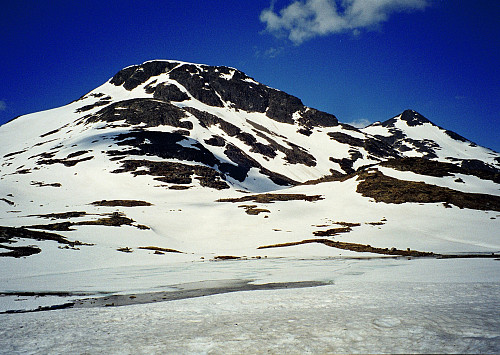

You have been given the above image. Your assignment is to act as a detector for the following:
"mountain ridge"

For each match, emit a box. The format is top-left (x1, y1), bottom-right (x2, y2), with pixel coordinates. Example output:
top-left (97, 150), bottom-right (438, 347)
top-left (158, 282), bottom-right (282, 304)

top-left (0, 59), bottom-right (498, 268)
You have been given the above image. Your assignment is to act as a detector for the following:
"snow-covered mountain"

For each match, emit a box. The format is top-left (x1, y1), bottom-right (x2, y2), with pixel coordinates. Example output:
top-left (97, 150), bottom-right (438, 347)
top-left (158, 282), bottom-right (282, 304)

top-left (363, 110), bottom-right (499, 172)
top-left (0, 60), bottom-right (499, 276)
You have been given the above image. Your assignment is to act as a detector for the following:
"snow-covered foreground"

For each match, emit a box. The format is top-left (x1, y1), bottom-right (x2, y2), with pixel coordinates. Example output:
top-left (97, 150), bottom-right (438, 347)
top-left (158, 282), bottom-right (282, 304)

top-left (1, 257), bottom-right (499, 354)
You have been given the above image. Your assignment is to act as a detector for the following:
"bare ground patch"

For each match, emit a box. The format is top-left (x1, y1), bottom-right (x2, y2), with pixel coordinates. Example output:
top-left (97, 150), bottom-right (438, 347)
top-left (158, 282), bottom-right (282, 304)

top-left (0, 244), bottom-right (41, 258)
top-left (313, 227), bottom-right (352, 237)
top-left (0, 226), bottom-right (93, 258)
top-left (91, 199), bottom-right (153, 207)
top-left (23, 212), bottom-right (150, 231)
top-left (312, 220), bottom-right (364, 237)
top-left (29, 211), bottom-right (88, 219)
top-left (138, 246), bottom-right (183, 254)
top-left (36, 155), bottom-right (93, 167)
top-left (258, 239), bottom-right (434, 257)
top-left (380, 157), bottom-right (500, 183)
top-left (238, 205), bottom-right (271, 215)
top-left (30, 181), bottom-right (62, 188)
top-left (356, 170), bottom-right (500, 211)
top-left (214, 255), bottom-right (242, 260)
top-left (1, 198), bottom-right (15, 206)
top-left (257, 239), bottom-right (500, 259)
top-left (217, 193), bottom-right (323, 204)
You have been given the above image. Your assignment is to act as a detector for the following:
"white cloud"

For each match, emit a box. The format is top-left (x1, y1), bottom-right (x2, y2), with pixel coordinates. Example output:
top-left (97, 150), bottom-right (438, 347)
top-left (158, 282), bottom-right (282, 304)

top-left (0, 101), bottom-right (6, 111)
top-left (254, 46), bottom-right (284, 58)
top-left (346, 118), bottom-right (371, 128)
top-left (260, 0), bottom-right (428, 44)
top-left (264, 46), bottom-right (284, 58)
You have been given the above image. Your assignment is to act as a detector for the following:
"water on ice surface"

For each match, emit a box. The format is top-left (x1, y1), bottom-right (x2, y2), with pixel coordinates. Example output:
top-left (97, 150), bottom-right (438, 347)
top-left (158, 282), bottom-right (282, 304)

top-left (0, 257), bottom-right (499, 354)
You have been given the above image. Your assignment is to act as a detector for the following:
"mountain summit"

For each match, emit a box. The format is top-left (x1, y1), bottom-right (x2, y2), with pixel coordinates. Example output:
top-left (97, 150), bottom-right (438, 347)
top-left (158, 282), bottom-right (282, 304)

top-left (0, 60), bottom-right (499, 265)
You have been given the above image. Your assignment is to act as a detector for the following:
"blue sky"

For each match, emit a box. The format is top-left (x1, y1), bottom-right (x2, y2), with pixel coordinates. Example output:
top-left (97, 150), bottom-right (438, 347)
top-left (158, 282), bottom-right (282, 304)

top-left (1, 0), bottom-right (498, 151)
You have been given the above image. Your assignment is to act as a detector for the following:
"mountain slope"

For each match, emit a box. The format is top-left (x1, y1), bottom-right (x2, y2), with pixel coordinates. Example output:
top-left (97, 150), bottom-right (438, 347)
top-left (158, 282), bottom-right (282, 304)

top-left (0, 60), bottom-right (498, 282)
top-left (362, 110), bottom-right (499, 171)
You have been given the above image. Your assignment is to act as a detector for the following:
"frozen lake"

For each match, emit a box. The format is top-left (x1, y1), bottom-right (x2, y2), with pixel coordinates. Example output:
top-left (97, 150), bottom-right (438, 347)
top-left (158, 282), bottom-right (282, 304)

top-left (1, 257), bottom-right (499, 353)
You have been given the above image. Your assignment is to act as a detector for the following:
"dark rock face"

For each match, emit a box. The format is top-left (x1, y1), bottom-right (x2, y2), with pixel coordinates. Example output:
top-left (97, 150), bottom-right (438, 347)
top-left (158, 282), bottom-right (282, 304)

top-left (297, 128), bottom-right (312, 136)
top-left (94, 62), bottom-right (500, 189)
top-left (112, 131), bottom-right (218, 167)
top-left (328, 132), bottom-right (364, 147)
top-left (245, 120), bottom-right (275, 136)
top-left (112, 159), bottom-right (229, 190)
top-left (110, 61), bottom-right (338, 128)
top-left (363, 138), bottom-right (401, 159)
top-left (221, 143), bottom-right (260, 181)
top-left (109, 130), bottom-right (296, 186)
top-left (82, 86), bottom-right (318, 185)
top-left (370, 116), bottom-right (440, 159)
top-left (382, 110), bottom-right (431, 127)
top-left (382, 157), bottom-right (458, 177)
top-left (183, 107), bottom-right (221, 128)
top-left (329, 149), bottom-right (363, 174)
top-left (259, 167), bottom-right (299, 186)
top-left (151, 83), bottom-right (190, 102)
top-left (371, 110), bottom-right (482, 159)
top-left (110, 61), bottom-right (179, 91)
top-left (340, 123), bottom-right (361, 131)
top-left (169, 64), bottom-right (306, 124)
top-left (444, 129), bottom-right (468, 142)
top-left (208, 68), bottom-right (270, 112)
top-left (0, 243), bottom-right (41, 258)
top-left (86, 99), bottom-right (192, 129)
top-left (297, 108), bottom-right (337, 128)
top-left (283, 142), bottom-right (316, 167)
top-left (185, 107), bottom-right (274, 159)
top-left (266, 89), bottom-right (303, 124)
top-left (185, 107), bottom-right (315, 166)
top-left (405, 138), bottom-right (439, 158)
top-left (204, 136), bottom-right (225, 147)
top-left (329, 157), bottom-right (355, 174)
top-left (399, 109), bottom-right (431, 126)
top-left (169, 64), bottom-right (225, 107)
top-left (219, 143), bottom-right (297, 185)
top-left (328, 132), bottom-right (399, 160)
top-left (376, 111), bottom-right (480, 156)
top-left (75, 96), bottom-right (112, 113)
top-left (459, 159), bottom-right (500, 176)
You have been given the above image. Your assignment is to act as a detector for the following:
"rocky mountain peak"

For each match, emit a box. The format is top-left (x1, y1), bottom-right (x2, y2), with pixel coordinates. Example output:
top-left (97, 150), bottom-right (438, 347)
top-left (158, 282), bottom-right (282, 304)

top-left (3, 59), bottom-right (498, 196)
top-left (375, 109), bottom-right (432, 128)
top-left (399, 109), bottom-right (431, 126)
top-left (108, 60), bottom-right (338, 128)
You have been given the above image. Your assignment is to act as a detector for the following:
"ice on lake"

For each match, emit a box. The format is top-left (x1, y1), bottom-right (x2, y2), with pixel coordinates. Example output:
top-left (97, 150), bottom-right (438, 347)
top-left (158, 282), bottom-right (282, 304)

top-left (1, 257), bottom-right (499, 353)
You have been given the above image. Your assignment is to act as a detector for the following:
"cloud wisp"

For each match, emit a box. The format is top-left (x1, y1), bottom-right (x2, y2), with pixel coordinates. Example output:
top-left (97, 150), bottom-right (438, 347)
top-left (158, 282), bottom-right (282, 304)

top-left (346, 118), bottom-right (372, 128)
top-left (260, 0), bottom-right (428, 44)
top-left (254, 46), bottom-right (285, 58)
top-left (0, 101), bottom-right (6, 111)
